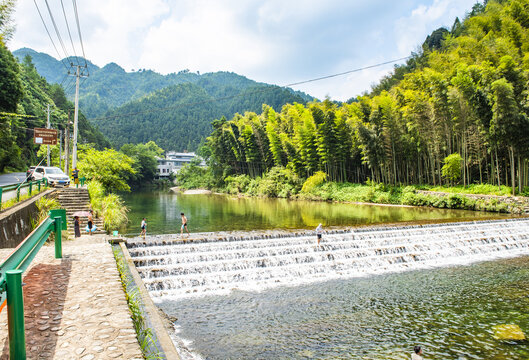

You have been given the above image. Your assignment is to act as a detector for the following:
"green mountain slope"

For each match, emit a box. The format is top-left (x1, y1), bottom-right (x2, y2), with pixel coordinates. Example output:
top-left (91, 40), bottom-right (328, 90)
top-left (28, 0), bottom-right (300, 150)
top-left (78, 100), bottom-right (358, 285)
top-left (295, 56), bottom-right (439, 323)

top-left (13, 48), bottom-right (315, 151)
top-left (12, 48), bottom-right (314, 119)
top-left (96, 82), bottom-right (308, 151)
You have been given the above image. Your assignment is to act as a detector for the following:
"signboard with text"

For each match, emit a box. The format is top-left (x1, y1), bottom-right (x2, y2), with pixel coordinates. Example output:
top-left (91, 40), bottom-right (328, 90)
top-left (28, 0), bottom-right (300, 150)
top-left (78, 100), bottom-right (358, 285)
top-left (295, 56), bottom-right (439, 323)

top-left (34, 128), bottom-right (58, 145)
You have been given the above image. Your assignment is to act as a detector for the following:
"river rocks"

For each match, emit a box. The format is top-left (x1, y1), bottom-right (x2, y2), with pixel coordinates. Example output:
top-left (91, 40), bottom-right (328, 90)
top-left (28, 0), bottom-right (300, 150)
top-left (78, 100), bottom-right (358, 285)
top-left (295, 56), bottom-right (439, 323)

top-left (492, 324), bottom-right (526, 341)
top-left (183, 189), bottom-right (212, 195)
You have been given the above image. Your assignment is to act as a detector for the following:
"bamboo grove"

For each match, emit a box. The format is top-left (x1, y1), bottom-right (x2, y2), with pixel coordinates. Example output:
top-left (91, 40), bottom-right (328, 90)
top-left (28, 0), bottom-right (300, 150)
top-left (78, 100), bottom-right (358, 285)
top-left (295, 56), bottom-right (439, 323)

top-left (205, 0), bottom-right (529, 194)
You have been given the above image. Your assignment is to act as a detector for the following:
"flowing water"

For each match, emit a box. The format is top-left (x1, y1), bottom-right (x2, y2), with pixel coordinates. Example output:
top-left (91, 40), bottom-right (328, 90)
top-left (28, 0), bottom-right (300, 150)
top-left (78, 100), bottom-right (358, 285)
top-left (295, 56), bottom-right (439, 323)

top-left (126, 217), bottom-right (529, 359)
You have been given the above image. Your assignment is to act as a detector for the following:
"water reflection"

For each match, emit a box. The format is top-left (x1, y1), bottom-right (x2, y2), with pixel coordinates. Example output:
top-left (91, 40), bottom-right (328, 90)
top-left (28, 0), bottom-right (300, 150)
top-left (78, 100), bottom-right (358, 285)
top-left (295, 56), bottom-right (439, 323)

top-left (121, 191), bottom-right (507, 235)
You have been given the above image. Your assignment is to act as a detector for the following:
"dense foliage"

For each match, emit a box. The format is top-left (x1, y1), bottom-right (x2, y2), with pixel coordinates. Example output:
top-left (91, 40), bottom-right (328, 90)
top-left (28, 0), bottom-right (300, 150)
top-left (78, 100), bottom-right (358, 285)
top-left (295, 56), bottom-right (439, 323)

top-left (0, 47), bottom-right (110, 172)
top-left (204, 0), bottom-right (529, 195)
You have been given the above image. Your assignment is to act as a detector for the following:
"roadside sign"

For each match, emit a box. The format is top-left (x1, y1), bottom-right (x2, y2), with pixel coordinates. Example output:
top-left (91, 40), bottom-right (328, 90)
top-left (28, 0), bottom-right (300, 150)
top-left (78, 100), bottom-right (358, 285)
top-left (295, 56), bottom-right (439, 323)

top-left (34, 128), bottom-right (58, 145)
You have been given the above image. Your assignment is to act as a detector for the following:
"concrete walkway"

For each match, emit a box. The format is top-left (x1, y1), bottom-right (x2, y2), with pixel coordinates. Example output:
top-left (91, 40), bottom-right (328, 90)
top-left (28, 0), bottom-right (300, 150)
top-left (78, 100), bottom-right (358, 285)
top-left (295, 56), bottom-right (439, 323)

top-left (0, 234), bottom-right (143, 360)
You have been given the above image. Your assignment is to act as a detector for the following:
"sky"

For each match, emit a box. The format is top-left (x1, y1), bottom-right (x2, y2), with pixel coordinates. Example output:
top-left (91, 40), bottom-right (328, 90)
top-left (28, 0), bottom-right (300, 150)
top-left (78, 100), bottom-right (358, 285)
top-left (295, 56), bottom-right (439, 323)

top-left (10, 0), bottom-right (479, 101)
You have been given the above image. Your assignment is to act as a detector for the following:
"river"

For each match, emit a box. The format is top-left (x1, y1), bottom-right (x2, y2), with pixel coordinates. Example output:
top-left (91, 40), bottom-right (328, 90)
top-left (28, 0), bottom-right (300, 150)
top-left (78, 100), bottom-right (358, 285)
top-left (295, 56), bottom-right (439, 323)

top-left (120, 190), bottom-right (508, 235)
top-left (122, 190), bottom-right (528, 359)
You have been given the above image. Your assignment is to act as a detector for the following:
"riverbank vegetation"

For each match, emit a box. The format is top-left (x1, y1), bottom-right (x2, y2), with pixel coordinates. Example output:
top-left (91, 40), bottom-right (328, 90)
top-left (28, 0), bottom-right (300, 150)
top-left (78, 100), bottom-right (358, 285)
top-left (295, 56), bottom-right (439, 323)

top-left (193, 0), bottom-right (529, 201)
top-left (87, 180), bottom-right (129, 232)
top-left (113, 248), bottom-right (160, 359)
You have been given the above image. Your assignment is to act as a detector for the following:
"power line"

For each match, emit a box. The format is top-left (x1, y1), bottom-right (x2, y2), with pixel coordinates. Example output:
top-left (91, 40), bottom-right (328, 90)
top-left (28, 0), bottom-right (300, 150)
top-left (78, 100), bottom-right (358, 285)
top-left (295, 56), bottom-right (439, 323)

top-left (43, 0), bottom-right (71, 64)
top-left (72, 0), bottom-right (88, 69)
top-left (60, 0), bottom-right (80, 67)
top-left (87, 56), bottom-right (411, 122)
top-left (284, 56), bottom-right (411, 87)
top-left (32, 0), bottom-right (70, 70)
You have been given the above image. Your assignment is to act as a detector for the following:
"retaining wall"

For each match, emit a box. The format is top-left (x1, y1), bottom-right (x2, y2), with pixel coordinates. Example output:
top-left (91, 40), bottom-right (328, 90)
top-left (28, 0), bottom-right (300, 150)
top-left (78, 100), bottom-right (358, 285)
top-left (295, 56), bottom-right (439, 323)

top-left (0, 189), bottom-right (55, 248)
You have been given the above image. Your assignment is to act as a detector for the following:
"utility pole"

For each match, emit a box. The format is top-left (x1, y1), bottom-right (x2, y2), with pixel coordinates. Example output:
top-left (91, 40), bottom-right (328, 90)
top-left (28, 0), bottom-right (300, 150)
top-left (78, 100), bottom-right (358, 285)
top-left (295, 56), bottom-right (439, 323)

top-left (46, 104), bottom-right (51, 166)
top-left (64, 111), bottom-right (70, 176)
top-left (69, 65), bottom-right (88, 169)
top-left (59, 129), bottom-right (62, 169)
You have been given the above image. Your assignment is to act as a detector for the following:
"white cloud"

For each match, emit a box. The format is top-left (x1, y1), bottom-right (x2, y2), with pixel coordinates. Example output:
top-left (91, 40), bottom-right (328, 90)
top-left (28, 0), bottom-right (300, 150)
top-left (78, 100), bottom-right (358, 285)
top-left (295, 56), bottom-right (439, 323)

top-left (9, 0), bottom-right (479, 102)
top-left (394, 0), bottom-right (475, 55)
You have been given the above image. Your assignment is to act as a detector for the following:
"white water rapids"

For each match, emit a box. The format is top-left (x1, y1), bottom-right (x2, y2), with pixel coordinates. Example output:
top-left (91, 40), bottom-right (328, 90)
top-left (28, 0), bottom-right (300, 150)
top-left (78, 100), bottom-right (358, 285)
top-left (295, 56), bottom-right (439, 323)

top-left (127, 219), bottom-right (529, 302)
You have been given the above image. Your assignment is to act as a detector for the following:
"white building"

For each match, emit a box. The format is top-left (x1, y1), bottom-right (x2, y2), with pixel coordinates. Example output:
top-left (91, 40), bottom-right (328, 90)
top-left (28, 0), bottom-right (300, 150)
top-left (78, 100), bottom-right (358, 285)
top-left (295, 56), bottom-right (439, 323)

top-left (156, 151), bottom-right (205, 177)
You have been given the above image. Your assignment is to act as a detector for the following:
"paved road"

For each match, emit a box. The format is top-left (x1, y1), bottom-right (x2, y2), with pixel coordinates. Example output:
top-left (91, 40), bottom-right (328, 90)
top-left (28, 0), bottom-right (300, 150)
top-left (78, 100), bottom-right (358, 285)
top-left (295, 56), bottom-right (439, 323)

top-left (0, 172), bottom-right (27, 187)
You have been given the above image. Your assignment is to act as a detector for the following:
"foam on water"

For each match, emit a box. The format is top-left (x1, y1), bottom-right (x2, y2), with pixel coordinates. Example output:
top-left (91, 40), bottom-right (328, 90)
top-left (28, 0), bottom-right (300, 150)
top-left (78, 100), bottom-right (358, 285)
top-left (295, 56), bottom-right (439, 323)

top-left (127, 219), bottom-right (529, 302)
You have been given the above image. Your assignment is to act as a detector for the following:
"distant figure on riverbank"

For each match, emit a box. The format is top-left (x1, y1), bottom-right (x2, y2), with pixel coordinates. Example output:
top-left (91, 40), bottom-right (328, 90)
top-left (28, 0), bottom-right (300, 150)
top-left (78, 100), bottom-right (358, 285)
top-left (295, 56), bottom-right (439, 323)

top-left (412, 346), bottom-right (423, 360)
top-left (74, 216), bottom-right (81, 238)
top-left (316, 223), bottom-right (323, 245)
top-left (141, 218), bottom-right (147, 238)
top-left (181, 212), bottom-right (190, 240)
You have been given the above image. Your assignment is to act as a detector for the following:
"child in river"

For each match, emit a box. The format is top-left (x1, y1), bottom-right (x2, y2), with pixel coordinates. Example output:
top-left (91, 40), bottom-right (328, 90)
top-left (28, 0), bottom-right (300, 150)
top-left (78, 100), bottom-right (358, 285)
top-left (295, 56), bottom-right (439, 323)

top-left (316, 223), bottom-right (323, 245)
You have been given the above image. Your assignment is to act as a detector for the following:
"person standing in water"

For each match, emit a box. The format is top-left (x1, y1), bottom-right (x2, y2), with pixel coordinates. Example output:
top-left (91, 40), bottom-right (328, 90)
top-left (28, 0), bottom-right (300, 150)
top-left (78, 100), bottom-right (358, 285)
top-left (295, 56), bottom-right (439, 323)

top-left (140, 218), bottom-right (147, 238)
top-left (411, 346), bottom-right (423, 360)
top-left (181, 212), bottom-right (190, 240)
top-left (316, 223), bottom-right (323, 245)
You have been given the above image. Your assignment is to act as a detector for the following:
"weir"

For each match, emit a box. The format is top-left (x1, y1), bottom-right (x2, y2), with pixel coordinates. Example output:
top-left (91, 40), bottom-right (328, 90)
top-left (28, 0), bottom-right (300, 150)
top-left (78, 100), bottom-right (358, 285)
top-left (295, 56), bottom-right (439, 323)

top-left (127, 218), bottom-right (529, 302)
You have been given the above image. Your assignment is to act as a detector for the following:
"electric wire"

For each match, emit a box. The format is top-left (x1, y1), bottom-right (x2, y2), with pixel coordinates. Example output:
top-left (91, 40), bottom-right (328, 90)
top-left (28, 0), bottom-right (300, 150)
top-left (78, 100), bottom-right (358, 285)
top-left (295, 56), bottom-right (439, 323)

top-left (43, 0), bottom-right (71, 64)
top-left (60, 0), bottom-right (80, 67)
top-left (72, 0), bottom-right (88, 69)
top-left (87, 56), bottom-right (410, 122)
top-left (32, 0), bottom-right (70, 70)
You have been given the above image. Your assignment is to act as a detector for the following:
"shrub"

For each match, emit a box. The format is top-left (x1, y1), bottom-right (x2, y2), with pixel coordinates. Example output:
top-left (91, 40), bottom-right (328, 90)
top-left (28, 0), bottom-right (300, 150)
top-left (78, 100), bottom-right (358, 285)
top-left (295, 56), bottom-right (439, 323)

top-left (101, 193), bottom-right (129, 231)
top-left (87, 180), bottom-right (105, 217)
top-left (301, 171), bottom-right (327, 193)
top-left (224, 175), bottom-right (251, 194)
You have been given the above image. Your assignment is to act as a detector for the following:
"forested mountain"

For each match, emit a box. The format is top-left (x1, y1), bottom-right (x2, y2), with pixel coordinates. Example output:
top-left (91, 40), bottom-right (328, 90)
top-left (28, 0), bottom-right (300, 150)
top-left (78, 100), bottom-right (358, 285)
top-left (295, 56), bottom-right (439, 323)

top-left (96, 82), bottom-right (308, 151)
top-left (12, 48), bottom-right (315, 119)
top-left (206, 0), bottom-right (529, 194)
top-left (0, 45), bottom-right (109, 172)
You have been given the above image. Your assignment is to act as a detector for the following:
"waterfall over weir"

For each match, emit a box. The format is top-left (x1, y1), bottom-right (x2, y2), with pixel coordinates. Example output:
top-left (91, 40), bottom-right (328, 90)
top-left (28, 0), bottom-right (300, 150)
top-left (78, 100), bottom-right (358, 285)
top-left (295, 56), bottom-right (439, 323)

top-left (127, 219), bottom-right (529, 302)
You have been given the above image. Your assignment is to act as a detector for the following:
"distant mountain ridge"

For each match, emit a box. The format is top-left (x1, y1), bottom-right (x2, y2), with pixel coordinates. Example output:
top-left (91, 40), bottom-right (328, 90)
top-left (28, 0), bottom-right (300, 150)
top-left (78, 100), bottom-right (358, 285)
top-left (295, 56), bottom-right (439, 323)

top-left (13, 48), bottom-right (314, 119)
top-left (13, 48), bottom-right (315, 151)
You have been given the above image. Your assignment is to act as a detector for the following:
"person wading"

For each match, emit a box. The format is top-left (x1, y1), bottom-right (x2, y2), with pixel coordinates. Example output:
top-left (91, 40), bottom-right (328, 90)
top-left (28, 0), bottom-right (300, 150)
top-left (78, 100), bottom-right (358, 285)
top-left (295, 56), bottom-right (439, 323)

top-left (181, 212), bottom-right (190, 241)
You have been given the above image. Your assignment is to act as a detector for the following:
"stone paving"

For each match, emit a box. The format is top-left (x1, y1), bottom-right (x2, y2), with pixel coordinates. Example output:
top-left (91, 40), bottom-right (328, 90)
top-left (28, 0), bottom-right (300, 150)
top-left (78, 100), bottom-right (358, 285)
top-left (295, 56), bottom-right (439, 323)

top-left (0, 234), bottom-right (143, 359)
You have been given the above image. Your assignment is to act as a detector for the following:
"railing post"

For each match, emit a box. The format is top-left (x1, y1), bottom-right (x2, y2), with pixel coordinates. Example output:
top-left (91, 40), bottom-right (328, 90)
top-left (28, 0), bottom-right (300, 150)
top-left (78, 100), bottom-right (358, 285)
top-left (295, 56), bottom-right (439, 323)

top-left (54, 216), bottom-right (62, 259)
top-left (37, 180), bottom-right (41, 192)
top-left (28, 182), bottom-right (32, 196)
top-left (6, 270), bottom-right (26, 360)
top-left (16, 188), bottom-right (20, 202)
top-left (0, 187), bottom-right (3, 209)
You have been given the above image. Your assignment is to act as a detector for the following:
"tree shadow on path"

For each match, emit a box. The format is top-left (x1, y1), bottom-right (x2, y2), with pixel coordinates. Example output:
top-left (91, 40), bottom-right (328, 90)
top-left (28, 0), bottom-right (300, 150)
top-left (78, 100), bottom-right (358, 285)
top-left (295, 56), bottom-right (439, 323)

top-left (0, 258), bottom-right (72, 359)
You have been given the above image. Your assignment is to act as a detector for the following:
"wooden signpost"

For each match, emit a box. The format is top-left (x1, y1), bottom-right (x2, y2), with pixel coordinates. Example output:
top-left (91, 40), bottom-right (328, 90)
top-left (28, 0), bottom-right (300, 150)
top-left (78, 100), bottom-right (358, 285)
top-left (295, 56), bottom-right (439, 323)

top-left (33, 128), bottom-right (58, 145)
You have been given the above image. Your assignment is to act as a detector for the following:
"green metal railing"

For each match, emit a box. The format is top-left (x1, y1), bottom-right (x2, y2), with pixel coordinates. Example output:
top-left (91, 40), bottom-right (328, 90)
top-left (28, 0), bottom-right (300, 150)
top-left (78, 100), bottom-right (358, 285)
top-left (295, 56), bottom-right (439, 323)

top-left (0, 179), bottom-right (48, 209)
top-left (75, 176), bottom-right (86, 188)
top-left (0, 209), bottom-right (65, 359)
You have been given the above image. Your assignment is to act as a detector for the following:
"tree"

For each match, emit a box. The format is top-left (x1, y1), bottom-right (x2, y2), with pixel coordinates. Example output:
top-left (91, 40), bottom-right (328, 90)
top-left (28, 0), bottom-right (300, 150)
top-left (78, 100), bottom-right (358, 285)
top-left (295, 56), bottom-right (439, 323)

top-left (442, 153), bottom-right (463, 184)
top-left (0, 0), bottom-right (16, 42)
top-left (0, 41), bottom-right (22, 112)
top-left (78, 148), bottom-right (136, 192)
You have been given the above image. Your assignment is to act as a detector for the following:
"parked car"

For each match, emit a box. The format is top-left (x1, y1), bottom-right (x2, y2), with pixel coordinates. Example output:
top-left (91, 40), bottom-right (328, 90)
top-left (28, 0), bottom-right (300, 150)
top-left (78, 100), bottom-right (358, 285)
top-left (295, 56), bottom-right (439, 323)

top-left (26, 166), bottom-right (36, 181)
top-left (32, 166), bottom-right (70, 187)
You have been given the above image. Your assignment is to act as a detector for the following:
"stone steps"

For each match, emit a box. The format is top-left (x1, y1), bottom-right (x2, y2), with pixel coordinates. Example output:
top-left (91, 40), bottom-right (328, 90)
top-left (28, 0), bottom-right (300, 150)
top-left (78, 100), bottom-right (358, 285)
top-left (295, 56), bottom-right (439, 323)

top-left (56, 188), bottom-right (106, 235)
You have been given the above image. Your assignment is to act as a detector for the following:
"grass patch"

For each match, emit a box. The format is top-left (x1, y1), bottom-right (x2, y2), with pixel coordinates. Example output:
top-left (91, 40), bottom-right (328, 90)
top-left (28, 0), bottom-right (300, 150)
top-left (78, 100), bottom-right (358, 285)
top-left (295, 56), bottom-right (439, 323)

top-left (426, 184), bottom-right (513, 196)
top-left (0, 187), bottom-right (47, 211)
top-left (113, 247), bottom-right (162, 360)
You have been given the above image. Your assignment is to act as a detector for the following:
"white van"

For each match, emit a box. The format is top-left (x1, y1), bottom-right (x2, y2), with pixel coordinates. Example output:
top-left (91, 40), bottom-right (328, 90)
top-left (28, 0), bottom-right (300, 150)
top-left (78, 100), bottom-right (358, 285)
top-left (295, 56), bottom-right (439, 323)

top-left (32, 166), bottom-right (70, 187)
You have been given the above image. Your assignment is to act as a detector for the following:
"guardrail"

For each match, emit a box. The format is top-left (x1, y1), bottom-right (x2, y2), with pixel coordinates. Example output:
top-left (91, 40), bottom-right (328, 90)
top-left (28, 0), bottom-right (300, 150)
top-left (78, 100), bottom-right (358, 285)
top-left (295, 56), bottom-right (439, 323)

top-left (0, 179), bottom-right (48, 209)
top-left (75, 176), bottom-right (86, 188)
top-left (0, 209), bottom-right (65, 359)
